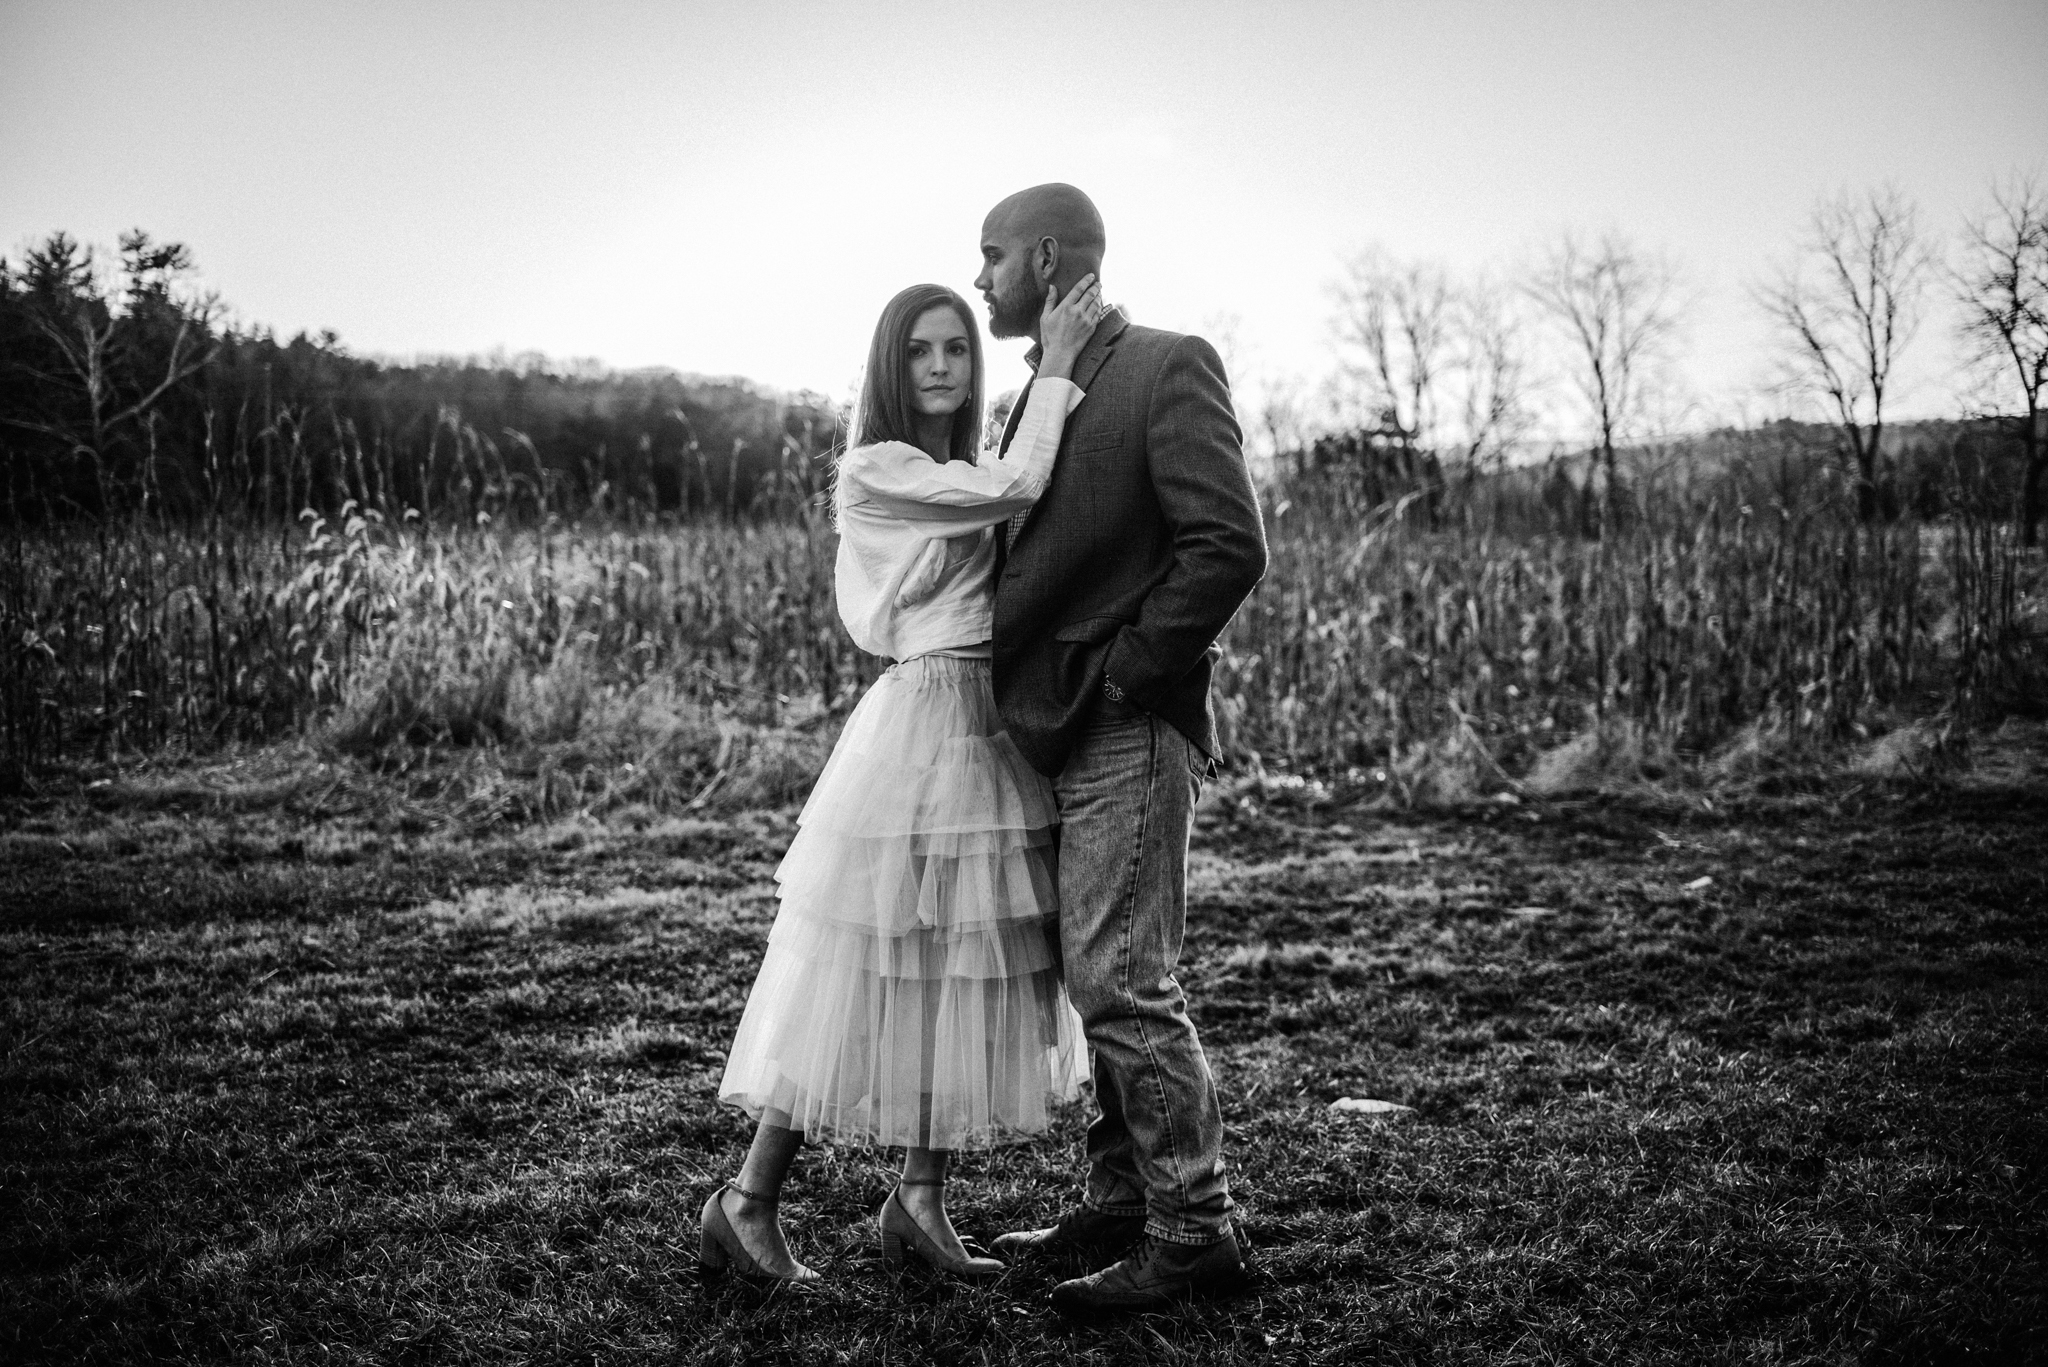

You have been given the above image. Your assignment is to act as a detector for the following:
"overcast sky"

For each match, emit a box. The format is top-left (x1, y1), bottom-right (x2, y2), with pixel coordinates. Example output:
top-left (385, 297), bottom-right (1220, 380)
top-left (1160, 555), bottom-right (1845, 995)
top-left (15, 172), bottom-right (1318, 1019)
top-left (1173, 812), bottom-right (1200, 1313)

top-left (5, 0), bottom-right (2044, 434)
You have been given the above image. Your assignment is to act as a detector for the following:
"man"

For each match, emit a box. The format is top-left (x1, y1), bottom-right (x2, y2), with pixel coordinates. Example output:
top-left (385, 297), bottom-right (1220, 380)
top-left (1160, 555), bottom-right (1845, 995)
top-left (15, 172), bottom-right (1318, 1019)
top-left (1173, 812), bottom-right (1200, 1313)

top-left (973, 183), bottom-right (1268, 1315)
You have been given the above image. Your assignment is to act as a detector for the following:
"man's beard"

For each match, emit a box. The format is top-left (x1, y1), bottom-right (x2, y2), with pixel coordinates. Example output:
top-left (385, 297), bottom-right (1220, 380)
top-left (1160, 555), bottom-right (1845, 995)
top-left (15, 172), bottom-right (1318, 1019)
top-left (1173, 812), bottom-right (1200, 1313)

top-left (985, 274), bottom-right (1040, 339)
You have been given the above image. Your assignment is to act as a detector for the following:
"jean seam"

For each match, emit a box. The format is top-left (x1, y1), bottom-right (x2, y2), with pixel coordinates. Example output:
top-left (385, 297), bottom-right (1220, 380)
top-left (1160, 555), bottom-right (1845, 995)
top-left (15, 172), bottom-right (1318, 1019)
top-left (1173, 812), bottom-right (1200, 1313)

top-left (1094, 723), bottom-right (1151, 1214)
top-left (1122, 717), bottom-right (1194, 1233)
top-left (1083, 729), bottom-right (1149, 1215)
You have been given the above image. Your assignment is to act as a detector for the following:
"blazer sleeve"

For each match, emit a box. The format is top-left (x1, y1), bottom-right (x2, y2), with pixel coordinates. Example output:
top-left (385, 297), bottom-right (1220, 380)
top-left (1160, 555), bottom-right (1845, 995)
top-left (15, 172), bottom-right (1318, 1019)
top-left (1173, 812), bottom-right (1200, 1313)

top-left (1102, 335), bottom-right (1268, 707)
top-left (844, 378), bottom-right (1082, 538)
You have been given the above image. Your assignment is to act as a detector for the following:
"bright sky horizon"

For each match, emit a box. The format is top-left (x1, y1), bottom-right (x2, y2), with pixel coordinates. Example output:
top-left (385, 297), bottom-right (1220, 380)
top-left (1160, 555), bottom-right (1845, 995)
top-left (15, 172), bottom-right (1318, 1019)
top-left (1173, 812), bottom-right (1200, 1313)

top-left (5, 0), bottom-right (2045, 440)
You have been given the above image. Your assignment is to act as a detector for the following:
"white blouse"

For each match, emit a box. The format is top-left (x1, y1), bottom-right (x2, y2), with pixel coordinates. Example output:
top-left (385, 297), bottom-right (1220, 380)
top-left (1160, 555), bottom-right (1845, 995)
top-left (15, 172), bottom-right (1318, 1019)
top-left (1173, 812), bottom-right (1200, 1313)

top-left (833, 377), bottom-right (1083, 662)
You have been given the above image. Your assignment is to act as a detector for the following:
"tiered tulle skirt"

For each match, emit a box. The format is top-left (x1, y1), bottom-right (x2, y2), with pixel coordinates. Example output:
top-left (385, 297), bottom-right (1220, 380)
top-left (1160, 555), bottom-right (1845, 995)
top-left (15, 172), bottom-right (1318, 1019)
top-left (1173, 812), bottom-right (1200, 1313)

top-left (718, 654), bottom-right (1088, 1149)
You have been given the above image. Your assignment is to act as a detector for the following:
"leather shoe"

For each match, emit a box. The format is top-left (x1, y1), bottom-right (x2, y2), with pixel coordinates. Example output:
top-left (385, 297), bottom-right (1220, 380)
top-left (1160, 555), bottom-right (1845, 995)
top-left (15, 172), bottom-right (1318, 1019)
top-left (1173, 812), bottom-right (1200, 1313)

top-left (990, 1206), bottom-right (1146, 1269)
top-left (1050, 1231), bottom-right (1249, 1316)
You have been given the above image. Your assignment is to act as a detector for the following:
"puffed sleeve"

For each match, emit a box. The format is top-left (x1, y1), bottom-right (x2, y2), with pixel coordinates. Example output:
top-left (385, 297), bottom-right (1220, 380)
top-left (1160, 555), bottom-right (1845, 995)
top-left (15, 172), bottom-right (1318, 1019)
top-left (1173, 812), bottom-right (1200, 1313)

top-left (842, 377), bottom-right (1083, 538)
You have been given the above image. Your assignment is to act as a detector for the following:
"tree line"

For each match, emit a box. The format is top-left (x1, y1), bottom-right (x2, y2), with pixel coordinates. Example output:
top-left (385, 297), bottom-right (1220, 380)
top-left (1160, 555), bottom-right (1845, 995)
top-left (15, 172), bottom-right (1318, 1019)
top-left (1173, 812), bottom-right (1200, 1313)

top-left (6, 177), bottom-right (2043, 542)
top-left (1267, 178), bottom-right (2047, 542)
top-left (0, 231), bottom-right (839, 524)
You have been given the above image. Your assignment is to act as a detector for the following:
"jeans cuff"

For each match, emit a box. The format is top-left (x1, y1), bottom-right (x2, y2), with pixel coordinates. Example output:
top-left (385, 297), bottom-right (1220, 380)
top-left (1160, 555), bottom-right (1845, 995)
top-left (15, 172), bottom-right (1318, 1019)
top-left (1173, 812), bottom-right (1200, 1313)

top-left (1144, 1220), bottom-right (1228, 1247)
top-left (1082, 1190), bottom-right (1146, 1219)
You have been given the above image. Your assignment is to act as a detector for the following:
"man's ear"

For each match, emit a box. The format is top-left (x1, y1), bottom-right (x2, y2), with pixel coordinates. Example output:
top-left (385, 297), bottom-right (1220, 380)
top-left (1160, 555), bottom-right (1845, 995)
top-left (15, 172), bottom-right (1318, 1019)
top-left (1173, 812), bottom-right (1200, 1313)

top-left (1035, 237), bottom-right (1060, 284)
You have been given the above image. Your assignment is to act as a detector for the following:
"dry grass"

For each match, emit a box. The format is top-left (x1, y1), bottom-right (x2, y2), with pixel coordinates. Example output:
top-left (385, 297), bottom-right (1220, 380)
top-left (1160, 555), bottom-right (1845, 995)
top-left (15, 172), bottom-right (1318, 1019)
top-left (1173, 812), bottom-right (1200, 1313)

top-left (1, 508), bottom-right (856, 814)
top-left (1223, 477), bottom-right (2043, 790)
top-left (2, 747), bottom-right (2044, 1365)
top-left (7, 468), bottom-right (2042, 810)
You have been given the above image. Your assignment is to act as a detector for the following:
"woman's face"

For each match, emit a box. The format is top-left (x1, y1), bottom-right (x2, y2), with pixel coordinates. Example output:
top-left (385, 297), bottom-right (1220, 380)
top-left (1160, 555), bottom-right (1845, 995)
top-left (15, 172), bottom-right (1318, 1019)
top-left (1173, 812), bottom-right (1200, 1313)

top-left (907, 306), bottom-right (973, 418)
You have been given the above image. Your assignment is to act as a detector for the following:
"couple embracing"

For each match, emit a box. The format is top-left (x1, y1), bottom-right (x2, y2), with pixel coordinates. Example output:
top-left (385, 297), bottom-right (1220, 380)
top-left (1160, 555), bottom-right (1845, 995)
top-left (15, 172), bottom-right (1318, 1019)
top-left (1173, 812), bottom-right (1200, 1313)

top-left (704, 183), bottom-right (1269, 1317)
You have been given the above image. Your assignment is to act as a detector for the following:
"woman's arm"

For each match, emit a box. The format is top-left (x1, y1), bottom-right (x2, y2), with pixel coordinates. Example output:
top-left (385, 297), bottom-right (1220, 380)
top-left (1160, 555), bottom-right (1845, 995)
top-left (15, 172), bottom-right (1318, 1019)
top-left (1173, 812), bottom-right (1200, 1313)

top-left (843, 275), bottom-right (1103, 536)
top-left (846, 378), bottom-right (1081, 533)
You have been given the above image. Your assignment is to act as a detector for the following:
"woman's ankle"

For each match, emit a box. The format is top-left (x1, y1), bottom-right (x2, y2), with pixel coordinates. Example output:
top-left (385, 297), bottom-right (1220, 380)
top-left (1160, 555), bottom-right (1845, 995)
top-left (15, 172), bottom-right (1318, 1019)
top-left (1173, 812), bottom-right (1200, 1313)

top-left (895, 1182), bottom-right (951, 1228)
top-left (901, 1148), bottom-right (949, 1187)
top-left (726, 1186), bottom-right (778, 1217)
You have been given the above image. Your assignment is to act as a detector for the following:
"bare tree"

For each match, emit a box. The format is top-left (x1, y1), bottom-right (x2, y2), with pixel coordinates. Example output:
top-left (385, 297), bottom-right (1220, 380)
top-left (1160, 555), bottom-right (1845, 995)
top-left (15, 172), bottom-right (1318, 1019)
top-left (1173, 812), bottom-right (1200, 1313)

top-left (0, 230), bottom-right (219, 508)
top-left (1955, 175), bottom-right (2048, 544)
top-left (1756, 186), bottom-right (1932, 520)
top-left (1330, 249), bottom-right (1533, 469)
top-left (1330, 247), bottom-right (1456, 450)
top-left (1449, 281), bottom-right (1534, 470)
top-left (1524, 231), bottom-right (1680, 515)
top-left (1252, 373), bottom-right (1314, 466)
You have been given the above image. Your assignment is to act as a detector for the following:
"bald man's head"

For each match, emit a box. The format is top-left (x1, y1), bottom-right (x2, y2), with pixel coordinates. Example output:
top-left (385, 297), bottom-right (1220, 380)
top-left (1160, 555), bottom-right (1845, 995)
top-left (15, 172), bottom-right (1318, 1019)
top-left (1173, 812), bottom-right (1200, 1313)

top-left (988, 183), bottom-right (1106, 271)
top-left (973, 183), bottom-right (1107, 340)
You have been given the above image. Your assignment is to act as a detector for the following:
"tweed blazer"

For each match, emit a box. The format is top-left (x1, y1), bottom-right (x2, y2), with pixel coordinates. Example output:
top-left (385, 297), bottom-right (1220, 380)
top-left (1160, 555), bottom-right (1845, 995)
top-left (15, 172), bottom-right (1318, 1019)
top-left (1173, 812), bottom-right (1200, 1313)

top-left (991, 308), bottom-right (1268, 777)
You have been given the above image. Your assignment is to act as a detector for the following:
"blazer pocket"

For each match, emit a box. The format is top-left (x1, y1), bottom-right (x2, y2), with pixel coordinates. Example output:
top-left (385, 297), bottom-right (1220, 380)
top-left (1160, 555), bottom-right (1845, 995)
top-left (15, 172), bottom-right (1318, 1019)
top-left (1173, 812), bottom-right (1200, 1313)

top-left (1054, 615), bottom-right (1132, 644)
top-left (1072, 429), bottom-right (1124, 453)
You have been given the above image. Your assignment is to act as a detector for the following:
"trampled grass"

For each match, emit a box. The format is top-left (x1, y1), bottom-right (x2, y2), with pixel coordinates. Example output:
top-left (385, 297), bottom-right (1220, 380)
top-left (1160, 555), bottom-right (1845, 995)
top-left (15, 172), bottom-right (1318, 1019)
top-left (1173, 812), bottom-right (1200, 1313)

top-left (3, 750), bottom-right (2043, 1365)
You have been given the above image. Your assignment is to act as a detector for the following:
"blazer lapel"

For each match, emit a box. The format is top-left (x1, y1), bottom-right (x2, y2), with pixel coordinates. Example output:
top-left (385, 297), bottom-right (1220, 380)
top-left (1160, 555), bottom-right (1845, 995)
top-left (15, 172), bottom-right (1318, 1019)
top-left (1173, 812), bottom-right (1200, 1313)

top-left (1004, 309), bottom-right (1130, 561)
top-left (1070, 307), bottom-right (1129, 395)
top-left (1006, 305), bottom-right (1128, 445)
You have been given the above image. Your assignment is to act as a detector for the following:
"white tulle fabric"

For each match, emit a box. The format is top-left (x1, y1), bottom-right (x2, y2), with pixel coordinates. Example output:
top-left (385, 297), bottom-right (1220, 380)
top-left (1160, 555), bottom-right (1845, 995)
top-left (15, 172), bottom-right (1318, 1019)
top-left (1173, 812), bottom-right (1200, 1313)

top-left (719, 655), bottom-right (1088, 1148)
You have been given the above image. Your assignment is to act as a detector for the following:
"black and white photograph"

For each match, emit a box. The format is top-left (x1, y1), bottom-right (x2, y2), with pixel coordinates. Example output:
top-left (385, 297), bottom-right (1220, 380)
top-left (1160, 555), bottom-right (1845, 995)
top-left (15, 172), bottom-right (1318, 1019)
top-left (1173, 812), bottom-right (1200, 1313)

top-left (3, 1), bottom-right (2044, 1362)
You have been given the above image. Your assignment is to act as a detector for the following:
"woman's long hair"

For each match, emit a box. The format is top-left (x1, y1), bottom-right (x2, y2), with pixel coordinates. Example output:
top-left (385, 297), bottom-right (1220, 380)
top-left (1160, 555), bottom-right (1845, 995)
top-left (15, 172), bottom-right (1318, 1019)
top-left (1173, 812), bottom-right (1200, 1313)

top-left (851, 284), bottom-right (985, 468)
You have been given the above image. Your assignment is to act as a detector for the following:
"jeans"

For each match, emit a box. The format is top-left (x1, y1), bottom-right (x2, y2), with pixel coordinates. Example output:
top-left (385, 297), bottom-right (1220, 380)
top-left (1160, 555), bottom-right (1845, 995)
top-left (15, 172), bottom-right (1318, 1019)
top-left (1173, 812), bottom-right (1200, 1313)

top-left (1053, 707), bottom-right (1230, 1245)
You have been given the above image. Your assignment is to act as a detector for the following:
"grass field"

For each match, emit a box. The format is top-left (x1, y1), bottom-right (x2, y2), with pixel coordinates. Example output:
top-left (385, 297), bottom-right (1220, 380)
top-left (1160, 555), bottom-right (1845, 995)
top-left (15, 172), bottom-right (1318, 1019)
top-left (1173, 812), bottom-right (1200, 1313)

top-left (3, 740), bottom-right (2044, 1366)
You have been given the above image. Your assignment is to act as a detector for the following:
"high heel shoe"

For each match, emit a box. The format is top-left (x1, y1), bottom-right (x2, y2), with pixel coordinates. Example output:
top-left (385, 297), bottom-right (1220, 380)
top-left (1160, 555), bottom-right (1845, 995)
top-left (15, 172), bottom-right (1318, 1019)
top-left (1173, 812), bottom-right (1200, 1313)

top-left (877, 1178), bottom-right (1003, 1279)
top-left (699, 1180), bottom-right (822, 1284)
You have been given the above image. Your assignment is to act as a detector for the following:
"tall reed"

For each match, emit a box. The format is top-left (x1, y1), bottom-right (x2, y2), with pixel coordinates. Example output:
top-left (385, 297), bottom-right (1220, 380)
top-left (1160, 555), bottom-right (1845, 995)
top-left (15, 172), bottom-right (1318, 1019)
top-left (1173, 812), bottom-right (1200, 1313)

top-left (3, 428), bottom-right (2038, 800)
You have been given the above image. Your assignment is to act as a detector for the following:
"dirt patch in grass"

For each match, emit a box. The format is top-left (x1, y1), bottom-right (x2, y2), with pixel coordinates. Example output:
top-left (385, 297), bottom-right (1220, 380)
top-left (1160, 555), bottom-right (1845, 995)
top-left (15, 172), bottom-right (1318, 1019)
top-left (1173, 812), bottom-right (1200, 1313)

top-left (3, 755), bottom-right (2044, 1365)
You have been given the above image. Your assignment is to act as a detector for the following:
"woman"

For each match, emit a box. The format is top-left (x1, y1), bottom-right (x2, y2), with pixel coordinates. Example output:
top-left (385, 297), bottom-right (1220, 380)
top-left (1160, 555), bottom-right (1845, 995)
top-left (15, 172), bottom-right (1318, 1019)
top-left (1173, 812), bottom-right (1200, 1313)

top-left (703, 275), bottom-right (1105, 1282)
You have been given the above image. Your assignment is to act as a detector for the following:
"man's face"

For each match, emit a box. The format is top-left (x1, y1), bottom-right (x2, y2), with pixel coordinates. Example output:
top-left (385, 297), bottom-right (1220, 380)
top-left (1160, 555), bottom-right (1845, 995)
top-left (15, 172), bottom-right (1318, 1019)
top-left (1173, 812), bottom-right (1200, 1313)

top-left (974, 216), bottom-right (1041, 340)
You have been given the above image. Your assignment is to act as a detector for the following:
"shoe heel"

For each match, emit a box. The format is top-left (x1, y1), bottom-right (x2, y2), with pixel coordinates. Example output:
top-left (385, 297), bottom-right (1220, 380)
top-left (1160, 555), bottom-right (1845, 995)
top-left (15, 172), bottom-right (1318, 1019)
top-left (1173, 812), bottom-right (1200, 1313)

top-left (879, 1226), bottom-right (905, 1266)
top-left (700, 1188), bottom-right (735, 1273)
